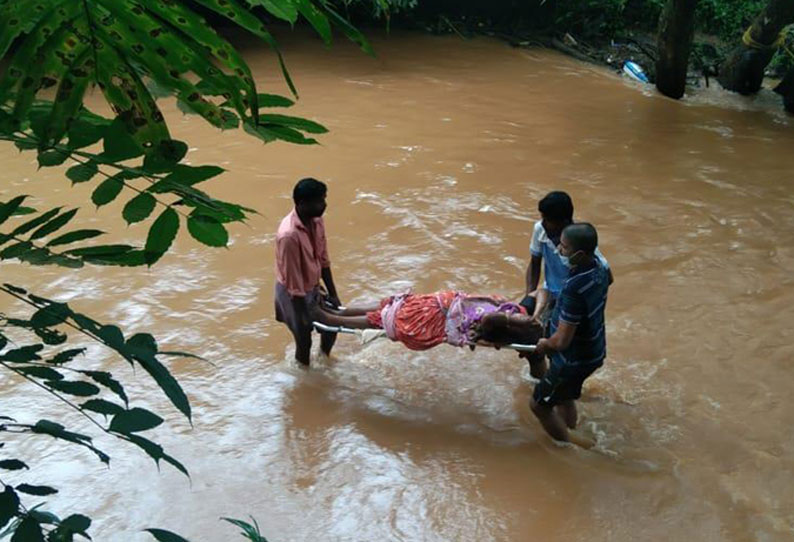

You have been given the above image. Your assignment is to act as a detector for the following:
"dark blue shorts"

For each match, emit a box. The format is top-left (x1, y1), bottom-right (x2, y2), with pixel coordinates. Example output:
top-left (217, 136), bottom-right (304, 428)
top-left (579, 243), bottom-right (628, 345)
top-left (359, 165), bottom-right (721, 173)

top-left (532, 355), bottom-right (602, 406)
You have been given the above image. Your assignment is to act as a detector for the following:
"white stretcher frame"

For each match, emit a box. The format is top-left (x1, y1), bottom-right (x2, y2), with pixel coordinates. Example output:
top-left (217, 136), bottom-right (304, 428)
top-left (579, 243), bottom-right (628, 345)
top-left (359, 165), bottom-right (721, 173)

top-left (312, 321), bottom-right (537, 353)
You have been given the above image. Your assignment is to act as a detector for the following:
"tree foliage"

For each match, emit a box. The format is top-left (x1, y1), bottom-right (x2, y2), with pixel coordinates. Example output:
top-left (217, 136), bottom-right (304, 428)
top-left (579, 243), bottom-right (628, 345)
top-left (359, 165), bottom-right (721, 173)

top-left (1, 0), bottom-right (374, 539)
top-left (0, 283), bottom-right (190, 538)
top-left (0, 0), bottom-right (371, 268)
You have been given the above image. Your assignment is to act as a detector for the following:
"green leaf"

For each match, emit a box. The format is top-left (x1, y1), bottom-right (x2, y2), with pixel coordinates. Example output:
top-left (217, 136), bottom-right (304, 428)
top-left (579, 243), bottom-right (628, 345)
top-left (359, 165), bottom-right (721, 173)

top-left (59, 514), bottom-right (91, 534)
top-left (257, 93), bottom-right (294, 108)
top-left (142, 140), bottom-right (189, 174)
top-left (14, 484), bottom-right (57, 497)
top-left (65, 163), bottom-right (98, 184)
top-left (26, 509), bottom-right (60, 526)
top-left (260, 124), bottom-right (318, 145)
top-left (64, 244), bottom-right (134, 258)
top-left (48, 348), bottom-right (86, 365)
top-left (10, 516), bottom-right (44, 542)
top-left (46, 380), bottom-right (100, 397)
top-left (70, 314), bottom-right (101, 335)
top-left (0, 196), bottom-right (28, 226)
top-left (4, 4), bottom-right (85, 125)
top-left (31, 420), bottom-right (109, 464)
top-left (0, 486), bottom-right (20, 530)
top-left (2, 284), bottom-right (27, 295)
top-left (127, 334), bottom-right (191, 422)
top-left (122, 193), bottom-right (157, 225)
top-left (45, 229), bottom-right (104, 247)
top-left (144, 528), bottom-right (191, 542)
top-left (91, 176), bottom-right (125, 207)
top-left (68, 115), bottom-right (109, 149)
top-left (17, 367), bottom-right (64, 381)
top-left (219, 109), bottom-right (240, 130)
top-left (37, 149), bottom-right (69, 168)
top-left (221, 516), bottom-right (268, 542)
top-left (11, 206), bottom-right (36, 216)
top-left (260, 113), bottom-right (328, 134)
top-left (29, 209), bottom-right (77, 240)
top-left (14, 140), bottom-right (38, 151)
top-left (144, 208), bottom-right (179, 265)
top-left (96, 325), bottom-right (125, 351)
top-left (254, 0), bottom-right (298, 23)
top-left (0, 242), bottom-right (33, 261)
top-left (82, 371), bottom-right (128, 405)
top-left (46, 52), bottom-right (96, 146)
top-left (31, 421), bottom-right (89, 443)
top-left (162, 165), bottom-right (225, 188)
top-left (11, 207), bottom-right (61, 236)
top-left (159, 351), bottom-right (207, 362)
top-left (323, 4), bottom-right (375, 56)
top-left (189, 202), bottom-right (248, 224)
top-left (81, 399), bottom-right (124, 417)
top-left (126, 434), bottom-right (189, 476)
top-left (295, 0), bottom-right (332, 45)
top-left (0, 345), bottom-right (44, 363)
top-left (0, 460), bottom-right (28, 471)
top-left (82, 249), bottom-right (148, 267)
top-left (187, 215), bottom-right (228, 247)
top-left (101, 119), bottom-right (144, 162)
top-left (30, 303), bottom-right (70, 328)
top-left (33, 326), bottom-right (67, 346)
top-left (109, 408), bottom-right (164, 434)
top-left (126, 333), bottom-right (158, 356)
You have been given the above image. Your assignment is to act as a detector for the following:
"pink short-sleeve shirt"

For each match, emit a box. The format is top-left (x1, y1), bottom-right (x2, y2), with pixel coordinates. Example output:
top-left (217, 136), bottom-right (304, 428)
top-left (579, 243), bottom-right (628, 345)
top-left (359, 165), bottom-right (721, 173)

top-left (275, 209), bottom-right (330, 297)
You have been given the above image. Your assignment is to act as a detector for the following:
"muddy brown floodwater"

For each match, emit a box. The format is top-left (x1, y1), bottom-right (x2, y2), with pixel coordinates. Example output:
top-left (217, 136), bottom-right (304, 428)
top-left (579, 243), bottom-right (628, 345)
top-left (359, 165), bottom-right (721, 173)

top-left (1, 30), bottom-right (793, 542)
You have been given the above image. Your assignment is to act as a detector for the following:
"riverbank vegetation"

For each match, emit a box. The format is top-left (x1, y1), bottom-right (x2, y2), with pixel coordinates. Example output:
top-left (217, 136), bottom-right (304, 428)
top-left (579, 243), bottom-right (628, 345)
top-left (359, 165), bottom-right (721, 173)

top-left (342, 0), bottom-right (794, 110)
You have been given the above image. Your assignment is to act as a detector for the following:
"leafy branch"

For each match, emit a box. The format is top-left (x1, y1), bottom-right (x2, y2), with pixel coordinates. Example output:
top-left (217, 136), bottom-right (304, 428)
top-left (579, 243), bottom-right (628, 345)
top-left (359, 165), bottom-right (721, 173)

top-left (1, 282), bottom-right (198, 537)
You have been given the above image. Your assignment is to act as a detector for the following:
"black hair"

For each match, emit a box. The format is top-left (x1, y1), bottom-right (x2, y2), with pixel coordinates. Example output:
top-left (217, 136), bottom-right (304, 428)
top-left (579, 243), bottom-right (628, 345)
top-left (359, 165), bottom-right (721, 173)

top-left (562, 222), bottom-right (598, 255)
top-left (479, 315), bottom-right (544, 346)
top-left (538, 191), bottom-right (574, 222)
top-left (293, 178), bottom-right (327, 204)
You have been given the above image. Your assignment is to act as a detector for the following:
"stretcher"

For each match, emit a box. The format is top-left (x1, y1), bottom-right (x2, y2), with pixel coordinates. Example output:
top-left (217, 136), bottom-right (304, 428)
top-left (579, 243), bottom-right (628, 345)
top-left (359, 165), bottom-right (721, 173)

top-left (312, 321), bottom-right (537, 353)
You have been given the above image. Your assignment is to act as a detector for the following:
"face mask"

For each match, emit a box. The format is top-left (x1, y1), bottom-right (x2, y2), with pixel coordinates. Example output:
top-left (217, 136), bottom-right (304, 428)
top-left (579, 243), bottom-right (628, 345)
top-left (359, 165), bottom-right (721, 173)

top-left (558, 249), bottom-right (581, 269)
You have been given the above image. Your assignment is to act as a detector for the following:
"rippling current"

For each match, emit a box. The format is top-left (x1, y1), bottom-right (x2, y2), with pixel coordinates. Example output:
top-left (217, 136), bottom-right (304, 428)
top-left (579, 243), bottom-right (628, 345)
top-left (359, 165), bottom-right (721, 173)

top-left (1, 30), bottom-right (793, 541)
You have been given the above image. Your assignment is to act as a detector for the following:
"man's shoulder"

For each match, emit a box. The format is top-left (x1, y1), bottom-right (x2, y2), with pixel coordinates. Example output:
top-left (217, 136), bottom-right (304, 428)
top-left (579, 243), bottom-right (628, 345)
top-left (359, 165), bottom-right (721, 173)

top-left (530, 220), bottom-right (546, 255)
top-left (595, 247), bottom-right (610, 269)
top-left (532, 220), bottom-right (545, 238)
top-left (561, 274), bottom-right (585, 296)
top-left (277, 210), bottom-right (301, 237)
top-left (562, 266), bottom-right (598, 292)
top-left (276, 222), bottom-right (301, 245)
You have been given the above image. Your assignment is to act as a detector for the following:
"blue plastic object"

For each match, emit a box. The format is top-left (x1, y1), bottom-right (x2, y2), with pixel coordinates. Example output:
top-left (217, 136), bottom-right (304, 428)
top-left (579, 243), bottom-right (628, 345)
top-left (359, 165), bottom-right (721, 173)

top-left (623, 60), bottom-right (649, 83)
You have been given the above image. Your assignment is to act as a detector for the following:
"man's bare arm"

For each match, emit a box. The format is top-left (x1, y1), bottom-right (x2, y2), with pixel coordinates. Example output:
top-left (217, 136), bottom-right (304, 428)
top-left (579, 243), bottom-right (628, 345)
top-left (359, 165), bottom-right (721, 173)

top-left (321, 266), bottom-right (340, 306)
top-left (535, 321), bottom-right (577, 355)
top-left (526, 254), bottom-right (542, 295)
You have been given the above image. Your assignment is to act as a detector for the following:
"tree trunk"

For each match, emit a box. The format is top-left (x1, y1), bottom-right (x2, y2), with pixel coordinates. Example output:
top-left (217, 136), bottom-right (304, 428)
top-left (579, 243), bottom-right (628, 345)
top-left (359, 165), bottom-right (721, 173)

top-left (717, 0), bottom-right (794, 95)
top-left (655, 0), bottom-right (698, 99)
top-left (774, 69), bottom-right (794, 113)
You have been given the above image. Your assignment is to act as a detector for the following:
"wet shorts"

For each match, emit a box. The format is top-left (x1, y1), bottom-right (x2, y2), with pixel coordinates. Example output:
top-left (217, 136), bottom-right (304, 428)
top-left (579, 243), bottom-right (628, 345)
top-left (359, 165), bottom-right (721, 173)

top-left (532, 354), bottom-right (602, 406)
top-left (274, 283), bottom-right (322, 338)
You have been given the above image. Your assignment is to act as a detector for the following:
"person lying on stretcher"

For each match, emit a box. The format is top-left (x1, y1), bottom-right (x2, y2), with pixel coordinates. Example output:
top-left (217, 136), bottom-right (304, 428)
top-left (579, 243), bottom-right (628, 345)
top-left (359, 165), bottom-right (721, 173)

top-left (311, 291), bottom-right (543, 351)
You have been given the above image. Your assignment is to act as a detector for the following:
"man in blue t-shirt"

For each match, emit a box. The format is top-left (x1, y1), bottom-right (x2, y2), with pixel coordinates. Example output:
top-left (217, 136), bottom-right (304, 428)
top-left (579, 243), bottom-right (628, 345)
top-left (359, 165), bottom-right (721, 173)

top-left (521, 191), bottom-right (612, 378)
top-left (530, 223), bottom-right (610, 444)
top-left (524, 191), bottom-right (611, 309)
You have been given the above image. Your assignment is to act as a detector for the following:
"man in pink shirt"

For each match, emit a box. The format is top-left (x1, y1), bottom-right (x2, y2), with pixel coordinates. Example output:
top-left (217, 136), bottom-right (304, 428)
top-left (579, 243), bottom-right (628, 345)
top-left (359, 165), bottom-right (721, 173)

top-left (275, 178), bottom-right (341, 365)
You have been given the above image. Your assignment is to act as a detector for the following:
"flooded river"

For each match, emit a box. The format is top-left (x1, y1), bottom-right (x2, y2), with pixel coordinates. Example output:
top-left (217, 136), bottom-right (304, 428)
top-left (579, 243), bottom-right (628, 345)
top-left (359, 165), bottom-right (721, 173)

top-left (1, 30), bottom-right (793, 541)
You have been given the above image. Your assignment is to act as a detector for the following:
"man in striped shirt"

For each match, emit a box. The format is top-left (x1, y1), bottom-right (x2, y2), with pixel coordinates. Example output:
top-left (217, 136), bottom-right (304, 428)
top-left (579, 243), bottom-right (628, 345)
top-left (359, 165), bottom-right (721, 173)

top-left (530, 223), bottom-right (610, 444)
